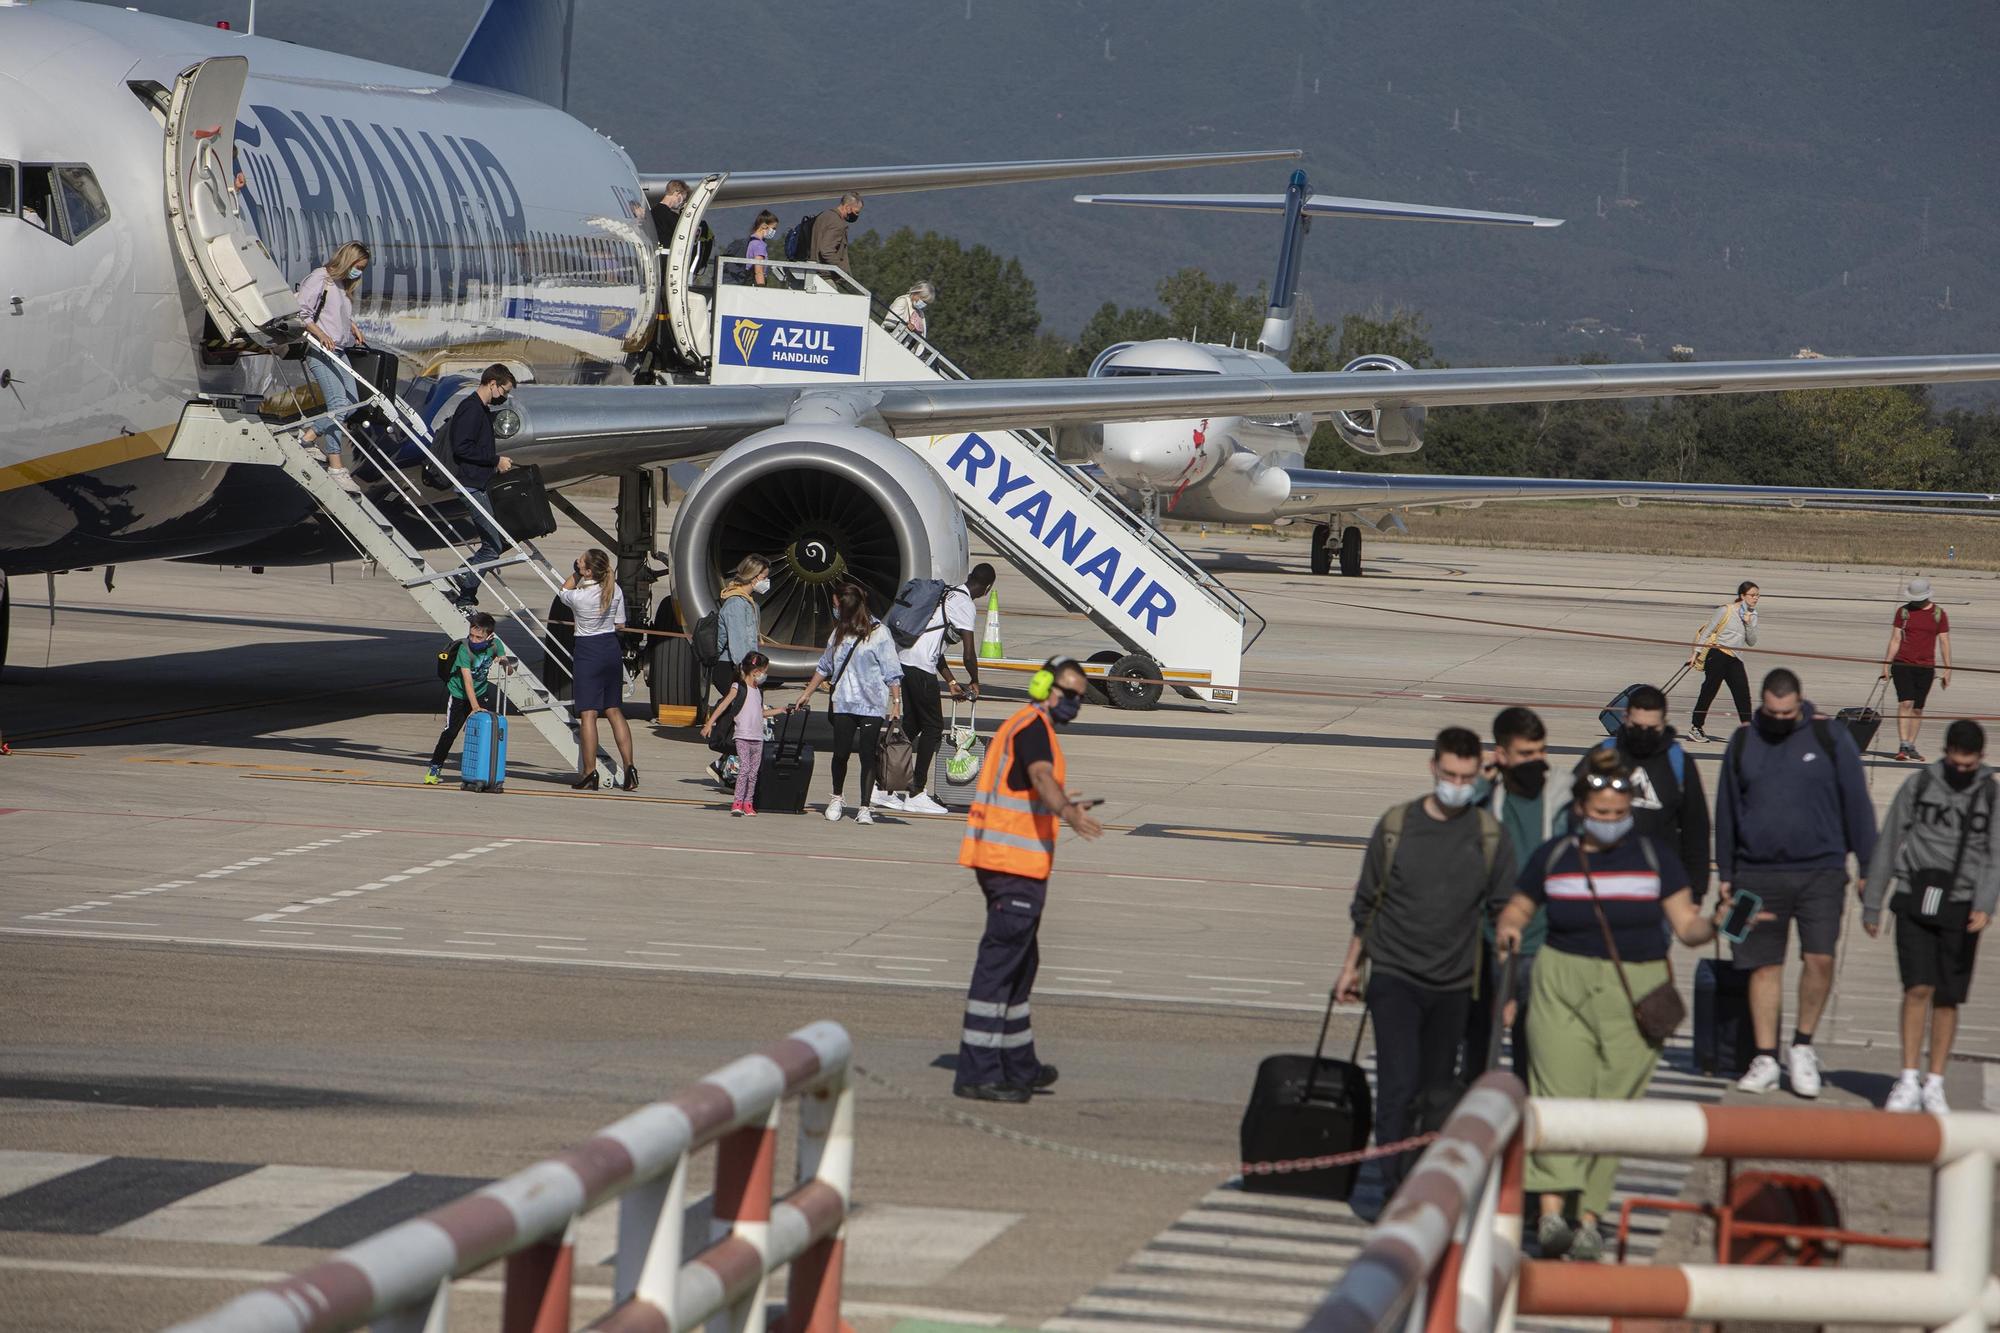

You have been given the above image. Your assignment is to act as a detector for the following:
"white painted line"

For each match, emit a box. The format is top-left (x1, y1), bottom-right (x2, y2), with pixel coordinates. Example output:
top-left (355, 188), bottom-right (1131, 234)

top-left (627, 950), bottom-right (681, 958)
top-left (247, 914), bottom-right (286, 924)
top-left (378, 876), bottom-right (408, 884)
top-left (876, 966), bottom-right (933, 973)
top-left (648, 941), bottom-right (767, 952)
top-left (356, 882), bottom-right (388, 891)
top-left (535, 945), bottom-right (588, 952)
top-left (1209, 987), bottom-right (1271, 995)
top-left (108, 1164), bottom-right (408, 1244)
top-left (80, 921), bottom-right (160, 928)
top-left (259, 929), bottom-right (313, 936)
top-left (1038, 965), bottom-right (1123, 974)
top-left (350, 934), bottom-right (404, 941)
top-left (0, 1150), bottom-right (108, 1198)
top-left (302, 898), bottom-right (338, 906)
top-left (461, 930), bottom-right (587, 942)
top-left (331, 891), bottom-right (362, 898)
top-left (844, 1204), bottom-right (1022, 1288)
top-left (835, 952), bottom-right (950, 963)
top-left (399, 867), bottom-right (431, 876)
top-left (446, 853), bottom-right (477, 861)
top-left (1188, 975), bottom-right (1304, 987)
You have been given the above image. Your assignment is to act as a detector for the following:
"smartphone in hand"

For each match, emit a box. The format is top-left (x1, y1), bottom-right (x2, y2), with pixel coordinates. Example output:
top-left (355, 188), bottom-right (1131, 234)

top-left (1720, 890), bottom-right (1763, 944)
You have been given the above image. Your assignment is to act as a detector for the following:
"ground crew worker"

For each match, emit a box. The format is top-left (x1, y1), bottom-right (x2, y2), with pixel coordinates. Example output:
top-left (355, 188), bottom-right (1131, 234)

top-left (953, 656), bottom-right (1103, 1103)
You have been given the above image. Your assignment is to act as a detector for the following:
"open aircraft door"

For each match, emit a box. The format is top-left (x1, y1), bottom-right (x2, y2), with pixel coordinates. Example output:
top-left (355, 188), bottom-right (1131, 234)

top-left (663, 173), bottom-right (724, 368)
top-left (162, 56), bottom-right (300, 349)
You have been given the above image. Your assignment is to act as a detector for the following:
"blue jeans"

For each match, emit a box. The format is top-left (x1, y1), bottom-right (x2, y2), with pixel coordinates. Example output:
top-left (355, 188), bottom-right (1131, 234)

top-left (304, 346), bottom-right (356, 457)
top-left (453, 488), bottom-right (507, 601)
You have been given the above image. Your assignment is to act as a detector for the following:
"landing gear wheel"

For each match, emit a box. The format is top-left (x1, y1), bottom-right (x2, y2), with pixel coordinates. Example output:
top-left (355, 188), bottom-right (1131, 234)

top-left (0, 574), bottom-right (9, 682)
top-left (649, 635), bottom-right (702, 717)
top-left (1084, 649), bottom-right (1122, 706)
top-left (1105, 652), bottom-right (1164, 711)
top-left (1339, 525), bottom-right (1363, 577)
top-left (1309, 523), bottom-right (1333, 576)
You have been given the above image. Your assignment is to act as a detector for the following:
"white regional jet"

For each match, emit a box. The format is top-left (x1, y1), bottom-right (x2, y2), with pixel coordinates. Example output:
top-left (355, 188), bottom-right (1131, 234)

top-left (1070, 169), bottom-right (2000, 575)
top-left (3, 0), bottom-right (1999, 683)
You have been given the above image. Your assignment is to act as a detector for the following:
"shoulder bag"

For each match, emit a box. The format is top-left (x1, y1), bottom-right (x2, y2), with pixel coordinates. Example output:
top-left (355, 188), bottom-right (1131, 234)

top-left (1897, 773), bottom-right (1991, 930)
top-left (1577, 839), bottom-right (1686, 1046)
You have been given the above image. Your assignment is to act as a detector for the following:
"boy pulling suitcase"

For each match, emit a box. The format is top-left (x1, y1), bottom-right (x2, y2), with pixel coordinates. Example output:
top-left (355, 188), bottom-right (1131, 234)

top-left (427, 612), bottom-right (509, 788)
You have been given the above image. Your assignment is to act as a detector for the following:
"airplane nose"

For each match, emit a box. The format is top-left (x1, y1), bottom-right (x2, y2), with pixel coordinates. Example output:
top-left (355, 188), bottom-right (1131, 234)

top-left (1100, 422), bottom-right (1193, 486)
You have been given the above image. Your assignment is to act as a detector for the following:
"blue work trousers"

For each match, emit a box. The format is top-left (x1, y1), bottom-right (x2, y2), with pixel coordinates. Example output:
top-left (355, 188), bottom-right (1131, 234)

top-left (956, 870), bottom-right (1047, 1088)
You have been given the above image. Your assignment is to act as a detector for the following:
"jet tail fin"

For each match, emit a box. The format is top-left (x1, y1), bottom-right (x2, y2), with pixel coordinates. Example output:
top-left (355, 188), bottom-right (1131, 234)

top-left (450, 0), bottom-right (575, 108)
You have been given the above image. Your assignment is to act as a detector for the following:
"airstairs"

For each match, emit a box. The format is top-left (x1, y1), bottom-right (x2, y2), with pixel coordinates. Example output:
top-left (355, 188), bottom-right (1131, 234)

top-left (165, 360), bottom-right (614, 782)
top-left (707, 259), bottom-right (1260, 702)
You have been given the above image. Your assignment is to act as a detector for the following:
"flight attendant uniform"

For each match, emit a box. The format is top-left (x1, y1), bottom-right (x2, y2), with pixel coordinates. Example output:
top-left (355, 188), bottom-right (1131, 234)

top-left (955, 702), bottom-right (1065, 1090)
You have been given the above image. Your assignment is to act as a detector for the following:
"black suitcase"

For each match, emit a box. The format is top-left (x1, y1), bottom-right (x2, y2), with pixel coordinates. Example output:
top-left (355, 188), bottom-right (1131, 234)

top-left (1693, 955), bottom-right (1777, 1077)
top-left (754, 708), bottom-right (816, 813)
top-left (1833, 679), bottom-right (1888, 756)
top-left (1240, 1053), bottom-right (1373, 1201)
top-left (485, 463), bottom-right (558, 540)
top-left (343, 347), bottom-right (398, 400)
top-left (1600, 663), bottom-right (1692, 736)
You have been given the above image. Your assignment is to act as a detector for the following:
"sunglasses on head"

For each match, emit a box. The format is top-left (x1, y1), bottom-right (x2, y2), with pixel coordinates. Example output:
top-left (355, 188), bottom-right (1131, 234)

top-left (1580, 773), bottom-right (1634, 794)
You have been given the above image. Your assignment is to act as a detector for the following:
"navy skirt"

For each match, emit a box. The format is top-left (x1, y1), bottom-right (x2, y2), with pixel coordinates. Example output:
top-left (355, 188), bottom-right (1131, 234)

top-left (571, 632), bottom-right (625, 714)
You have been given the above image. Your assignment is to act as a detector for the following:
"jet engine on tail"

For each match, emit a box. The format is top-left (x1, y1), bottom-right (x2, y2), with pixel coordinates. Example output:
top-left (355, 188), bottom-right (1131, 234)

top-left (1329, 355), bottom-right (1426, 455)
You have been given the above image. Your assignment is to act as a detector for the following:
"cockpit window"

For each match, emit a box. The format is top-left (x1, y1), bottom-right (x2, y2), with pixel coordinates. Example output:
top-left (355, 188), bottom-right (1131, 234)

top-left (11, 163), bottom-right (110, 244)
top-left (0, 163), bottom-right (15, 216)
top-left (56, 166), bottom-right (110, 241)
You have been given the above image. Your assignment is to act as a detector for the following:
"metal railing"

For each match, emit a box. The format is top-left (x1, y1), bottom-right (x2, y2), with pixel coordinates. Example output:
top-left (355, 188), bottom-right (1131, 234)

top-left (168, 1021), bottom-right (855, 1333)
top-left (1308, 1082), bottom-right (2000, 1333)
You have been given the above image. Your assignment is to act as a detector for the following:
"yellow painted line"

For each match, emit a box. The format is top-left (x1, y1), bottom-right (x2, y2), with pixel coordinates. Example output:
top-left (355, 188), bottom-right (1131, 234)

top-left (123, 757), bottom-right (364, 775)
top-left (0, 424), bottom-right (177, 495)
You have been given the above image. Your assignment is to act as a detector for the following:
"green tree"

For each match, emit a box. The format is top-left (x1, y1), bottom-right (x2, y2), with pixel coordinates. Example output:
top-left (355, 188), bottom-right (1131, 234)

top-left (1780, 386), bottom-right (1953, 490)
top-left (848, 227), bottom-right (1063, 379)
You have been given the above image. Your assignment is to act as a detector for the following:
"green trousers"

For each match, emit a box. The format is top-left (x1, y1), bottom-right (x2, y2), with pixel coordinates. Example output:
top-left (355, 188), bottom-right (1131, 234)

top-left (1523, 944), bottom-right (1665, 1215)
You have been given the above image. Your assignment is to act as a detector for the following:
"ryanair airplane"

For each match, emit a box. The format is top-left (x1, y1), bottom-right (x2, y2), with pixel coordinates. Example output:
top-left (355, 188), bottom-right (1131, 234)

top-left (3, 0), bottom-right (1998, 679)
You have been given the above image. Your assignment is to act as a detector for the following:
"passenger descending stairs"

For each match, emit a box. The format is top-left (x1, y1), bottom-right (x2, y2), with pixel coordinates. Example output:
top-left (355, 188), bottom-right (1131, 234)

top-left (862, 319), bottom-right (1262, 702)
top-left (166, 389), bottom-right (604, 782)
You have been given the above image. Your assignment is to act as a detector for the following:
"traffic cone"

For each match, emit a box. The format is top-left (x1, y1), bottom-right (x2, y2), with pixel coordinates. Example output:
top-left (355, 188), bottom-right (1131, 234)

top-left (979, 589), bottom-right (1004, 661)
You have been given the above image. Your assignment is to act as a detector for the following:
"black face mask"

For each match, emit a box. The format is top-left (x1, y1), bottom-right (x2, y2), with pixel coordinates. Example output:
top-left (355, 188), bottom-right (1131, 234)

top-left (1050, 693), bottom-right (1082, 726)
top-left (1622, 724), bottom-right (1667, 758)
top-left (1943, 766), bottom-right (1979, 792)
top-left (1755, 711), bottom-right (1798, 742)
top-left (1501, 759), bottom-right (1549, 797)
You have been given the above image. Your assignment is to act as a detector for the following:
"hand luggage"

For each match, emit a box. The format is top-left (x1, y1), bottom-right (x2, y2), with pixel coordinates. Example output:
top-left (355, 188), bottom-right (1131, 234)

top-left (1693, 954), bottom-right (1774, 1077)
top-left (933, 700), bottom-right (985, 809)
top-left (754, 707), bottom-right (815, 813)
top-left (1239, 1045), bottom-right (1374, 1200)
top-left (1599, 663), bottom-right (1692, 736)
top-left (484, 463), bottom-right (558, 541)
top-left (876, 723), bottom-right (918, 794)
top-left (1835, 679), bottom-right (1887, 756)
top-left (342, 346), bottom-right (398, 400)
top-left (460, 699), bottom-right (508, 793)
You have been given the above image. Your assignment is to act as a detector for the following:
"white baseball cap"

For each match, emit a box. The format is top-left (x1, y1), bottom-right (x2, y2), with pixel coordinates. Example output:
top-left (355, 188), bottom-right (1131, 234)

top-left (1904, 576), bottom-right (1932, 600)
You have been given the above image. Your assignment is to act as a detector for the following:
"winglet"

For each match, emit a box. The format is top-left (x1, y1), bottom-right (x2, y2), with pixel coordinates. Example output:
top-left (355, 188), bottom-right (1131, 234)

top-left (450, 0), bottom-right (575, 108)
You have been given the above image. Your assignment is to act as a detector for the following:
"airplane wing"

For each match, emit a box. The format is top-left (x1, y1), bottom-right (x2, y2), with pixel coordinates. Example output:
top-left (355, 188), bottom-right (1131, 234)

top-left (505, 352), bottom-right (2000, 478)
top-left (1267, 469), bottom-right (1999, 518)
top-left (639, 149), bottom-right (1302, 206)
top-left (1072, 190), bottom-right (1563, 228)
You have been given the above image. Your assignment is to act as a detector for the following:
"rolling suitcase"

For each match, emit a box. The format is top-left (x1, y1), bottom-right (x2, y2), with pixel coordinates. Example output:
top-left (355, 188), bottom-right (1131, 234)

top-left (754, 707), bottom-right (815, 813)
top-left (1835, 679), bottom-right (1887, 756)
top-left (460, 697), bottom-right (508, 793)
top-left (1600, 663), bottom-right (1692, 736)
top-left (1693, 954), bottom-right (1776, 1077)
top-left (1239, 1040), bottom-right (1373, 1201)
top-left (484, 463), bottom-right (558, 540)
top-left (932, 700), bottom-right (985, 809)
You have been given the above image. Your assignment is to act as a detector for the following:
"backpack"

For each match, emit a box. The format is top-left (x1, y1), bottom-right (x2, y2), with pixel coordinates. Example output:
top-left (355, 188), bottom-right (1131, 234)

top-left (720, 236), bottom-right (751, 285)
top-left (1596, 735), bottom-right (1686, 793)
top-left (1376, 799), bottom-right (1504, 880)
top-left (783, 212), bottom-right (819, 262)
top-left (692, 607), bottom-right (724, 667)
top-left (885, 578), bottom-right (958, 650)
top-left (436, 638), bottom-right (463, 682)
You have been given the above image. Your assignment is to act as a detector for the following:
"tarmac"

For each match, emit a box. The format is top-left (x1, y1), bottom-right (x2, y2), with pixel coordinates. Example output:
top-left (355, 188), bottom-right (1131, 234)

top-left (3, 516), bottom-right (1997, 1332)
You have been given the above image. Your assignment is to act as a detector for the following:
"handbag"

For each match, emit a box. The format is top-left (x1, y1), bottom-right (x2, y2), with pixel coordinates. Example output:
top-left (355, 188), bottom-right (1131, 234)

top-left (1895, 776), bottom-right (1990, 931)
top-left (1577, 840), bottom-right (1686, 1047)
top-left (876, 725), bottom-right (918, 794)
top-left (1691, 604), bottom-right (1733, 671)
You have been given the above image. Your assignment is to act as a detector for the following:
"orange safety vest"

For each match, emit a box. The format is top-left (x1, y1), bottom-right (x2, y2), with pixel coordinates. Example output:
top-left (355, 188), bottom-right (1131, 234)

top-left (959, 704), bottom-right (1066, 879)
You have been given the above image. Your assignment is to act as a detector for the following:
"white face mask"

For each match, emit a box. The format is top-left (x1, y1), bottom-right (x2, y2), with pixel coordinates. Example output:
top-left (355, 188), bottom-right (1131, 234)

top-left (347, 267), bottom-right (364, 281)
top-left (1434, 777), bottom-right (1478, 809)
top-left (912, 299), bottom-right (927, 310)
top-left (753, 577), bottom-right (771, 595)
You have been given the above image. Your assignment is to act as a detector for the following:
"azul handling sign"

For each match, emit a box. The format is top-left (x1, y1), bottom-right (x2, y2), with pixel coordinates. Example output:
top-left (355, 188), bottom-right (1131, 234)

top-left (718, 316), bottom-right (864, 375)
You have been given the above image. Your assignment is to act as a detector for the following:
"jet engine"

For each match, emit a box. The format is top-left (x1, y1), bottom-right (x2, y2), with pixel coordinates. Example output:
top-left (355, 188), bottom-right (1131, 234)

top-left (1331, 354), bottom-right (1427, 455)
top-left (670, 425), bottom-right (970, 675)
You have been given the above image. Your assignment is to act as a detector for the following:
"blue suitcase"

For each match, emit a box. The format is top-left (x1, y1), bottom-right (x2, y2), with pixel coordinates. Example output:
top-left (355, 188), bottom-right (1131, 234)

top-left (461, 706), bottom-right (508, 793)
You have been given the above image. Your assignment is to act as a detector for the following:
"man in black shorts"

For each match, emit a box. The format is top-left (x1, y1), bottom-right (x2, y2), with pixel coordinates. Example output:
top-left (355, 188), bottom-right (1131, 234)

top-left (1715, 669), bottom-right (1877, 1099)
top-left (1862, 719), bottom-right (1996, 1113)
top-left (1881, 576), bottom-right (1952, 762)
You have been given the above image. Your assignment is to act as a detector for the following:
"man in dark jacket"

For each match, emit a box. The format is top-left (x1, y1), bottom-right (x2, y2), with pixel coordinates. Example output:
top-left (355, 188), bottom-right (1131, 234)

top-left (809, 192), bottom-right (863, 274)
top-left (1592, 684), bottom-right (1711, 904)
top-left (1336, 726), bottom-right (1514, 1190)
top-left (1716, 668), bottom-right (1878, 1100)
top-left (444, 364), bottom-right (516, 607)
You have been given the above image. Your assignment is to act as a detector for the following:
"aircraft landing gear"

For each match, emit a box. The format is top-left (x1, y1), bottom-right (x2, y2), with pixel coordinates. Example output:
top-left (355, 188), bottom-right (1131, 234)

top-left (0, 573), bottom-right (9, 682)
top-left (1339, 524), bottom-right (1363, 577)
top-left (1310, 523), bottom-right (1333, 576)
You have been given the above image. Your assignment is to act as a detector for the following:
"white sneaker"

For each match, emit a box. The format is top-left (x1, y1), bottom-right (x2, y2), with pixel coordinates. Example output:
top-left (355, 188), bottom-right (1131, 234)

top-left (904, 792), bottom-right (949, 815)
top-left (855, 808), bottom-right (875, 825)
top-left (1786, 1044), bottom-right (1822, 1099)
top-left (1922, 1077), bottom-right (1950, 1115)
top-left (824, 797), bottom-right (844, 822)
top-left (328, 466), bottom-right (362, 494)
top-left (1885, 1073), bottom-right (1923, 1112)
top-left (1736, 1054), bottom-right (1781, 1093)
top-left (870, 790), bottom-right (904, 810)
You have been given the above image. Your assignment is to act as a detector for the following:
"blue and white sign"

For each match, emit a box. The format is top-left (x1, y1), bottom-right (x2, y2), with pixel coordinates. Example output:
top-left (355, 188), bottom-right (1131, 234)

top-left (717, 316), bottom-right (864, 376)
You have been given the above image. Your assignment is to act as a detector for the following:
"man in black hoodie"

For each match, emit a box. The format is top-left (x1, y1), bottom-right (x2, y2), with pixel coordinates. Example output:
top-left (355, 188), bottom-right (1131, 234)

top-left (444, 364), bottom-right (516, 607)
top-left (1589, 684), bottom-right (1711, 905)
top-left (1716, 668), bottom-right (1878, 1100)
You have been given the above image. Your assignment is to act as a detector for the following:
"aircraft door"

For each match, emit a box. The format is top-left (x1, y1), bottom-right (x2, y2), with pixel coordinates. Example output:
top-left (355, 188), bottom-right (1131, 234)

top-left (162, 56), bottom-right (300, 349)
top-left (664, 173), bottom-right (723, 368)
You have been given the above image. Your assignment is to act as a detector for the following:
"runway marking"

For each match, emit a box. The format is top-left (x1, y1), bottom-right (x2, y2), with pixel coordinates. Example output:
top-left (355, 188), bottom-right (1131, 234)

top-left (1130, 824), bottom-right (1368, 851)
top-left (1188, 975), bottom-right (1303, 986)
top-left (108, 1164), bottom-right (408, 1245)
top-left (123, 757), bottom-right (365, 776)
top-left (20, 830), bottom-right (381, 924)
top-left (0, 1152), bottom-right (109, 1198)
top-left (461, 929), bottom-right (586, 942)
top-left (649, 941), bottom-right (767, 952)
top-left (245, 839), bottom-right (515, 923)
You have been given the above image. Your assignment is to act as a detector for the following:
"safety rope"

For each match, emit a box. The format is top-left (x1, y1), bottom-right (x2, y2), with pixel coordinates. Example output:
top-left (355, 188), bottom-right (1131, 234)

top-left (850, 1063), bottom-right (1435, 1180)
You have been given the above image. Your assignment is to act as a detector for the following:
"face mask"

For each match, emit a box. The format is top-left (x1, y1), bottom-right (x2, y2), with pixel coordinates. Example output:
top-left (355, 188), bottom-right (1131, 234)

top-left (1501, 759), bottom-right (1549, 798)
top-left (1050, 693), bottom-right (1082, 725)
top-left (347, 267), bottom-right (364, 281)
top-left (1622, 724), bottom-right (1666, 758)
top-left (1943, 766), bottom-right (1979, 792)
top-left (489, 393), bottom-right (508, 407)
top-left (1908, 600), bottom-right (1930, 613)
top-left (753, 577), bottom-right (771, 595)
top-left (469, 637), bottom-right (493, 653)
top-left (1755, 711), bottom-right (1798, 742)
top-left (1584, 815), bottom-right (1634, 846)
top-left (750, 674), bottom-right (768, 689)
top-left (1434, 778), bottom-right (1478, 810)
top-left (913, 299), bottom-right (927, 310)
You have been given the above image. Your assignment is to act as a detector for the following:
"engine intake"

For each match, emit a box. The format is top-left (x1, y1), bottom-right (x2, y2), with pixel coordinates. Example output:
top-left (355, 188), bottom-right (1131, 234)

top-left (670, 425), bottom-right (969, 675)
top-left (1332, 354), bottom-right (1427, 455)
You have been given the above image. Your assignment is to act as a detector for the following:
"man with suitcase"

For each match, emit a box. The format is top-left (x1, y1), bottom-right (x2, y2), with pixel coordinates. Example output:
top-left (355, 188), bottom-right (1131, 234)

top-left (1862, 719), bottom-right (1997, 1112)
top-left (1335, 727), bottom-right (1514, 1191)
top-left (1716, 668), bottom-right (1878, 1097)
top-left (882, 563), bottom-right (993, 815)
top-left (953, 657), bottom-right (1103, 1103)
top-left (442, 365), bottom-right (517, 609)
top-left (1880, 576), bottom-right (1952, 762)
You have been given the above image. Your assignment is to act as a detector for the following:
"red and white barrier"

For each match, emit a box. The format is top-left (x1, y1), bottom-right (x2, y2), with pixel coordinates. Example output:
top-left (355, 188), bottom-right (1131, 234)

top-left (168, 1021), bottom-right (855, 1333)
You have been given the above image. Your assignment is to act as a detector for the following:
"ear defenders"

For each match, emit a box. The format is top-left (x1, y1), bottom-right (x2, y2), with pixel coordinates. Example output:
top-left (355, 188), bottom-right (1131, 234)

top-left (1028, 656), bottom-right (1083, 702)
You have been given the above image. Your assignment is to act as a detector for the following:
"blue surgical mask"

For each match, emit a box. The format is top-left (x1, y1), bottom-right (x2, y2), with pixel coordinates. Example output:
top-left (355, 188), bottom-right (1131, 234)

top-left (913, 299), bottom-right (927, 310)
top-left (1434, 779), bottom-right (1478, 810)
top-left (347, 267), bottom-right (364, 281)
top-left (1584, 816), bottom-right (1634, 846)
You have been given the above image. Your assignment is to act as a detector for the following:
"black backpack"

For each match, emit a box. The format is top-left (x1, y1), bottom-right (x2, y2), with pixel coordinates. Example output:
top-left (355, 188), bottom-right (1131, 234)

top-left (783, 212), bottom-right (819, 262)
top-left (692, 608), bottom-right (724, 666)
top-left (435, 638), bottom-right (463, 681)
top-left (719, 236), bottom-right (751, 285)
top-left (885, 578), bottom-right (957, 649)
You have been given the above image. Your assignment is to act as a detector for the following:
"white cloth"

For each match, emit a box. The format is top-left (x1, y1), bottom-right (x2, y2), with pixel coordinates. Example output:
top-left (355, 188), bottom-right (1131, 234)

top-left (296, 267), bottom-right (358, 348)
top-left (560, 582), bottom-right (625, 637)
top-left (898, 585), bottom-right (976, 671)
